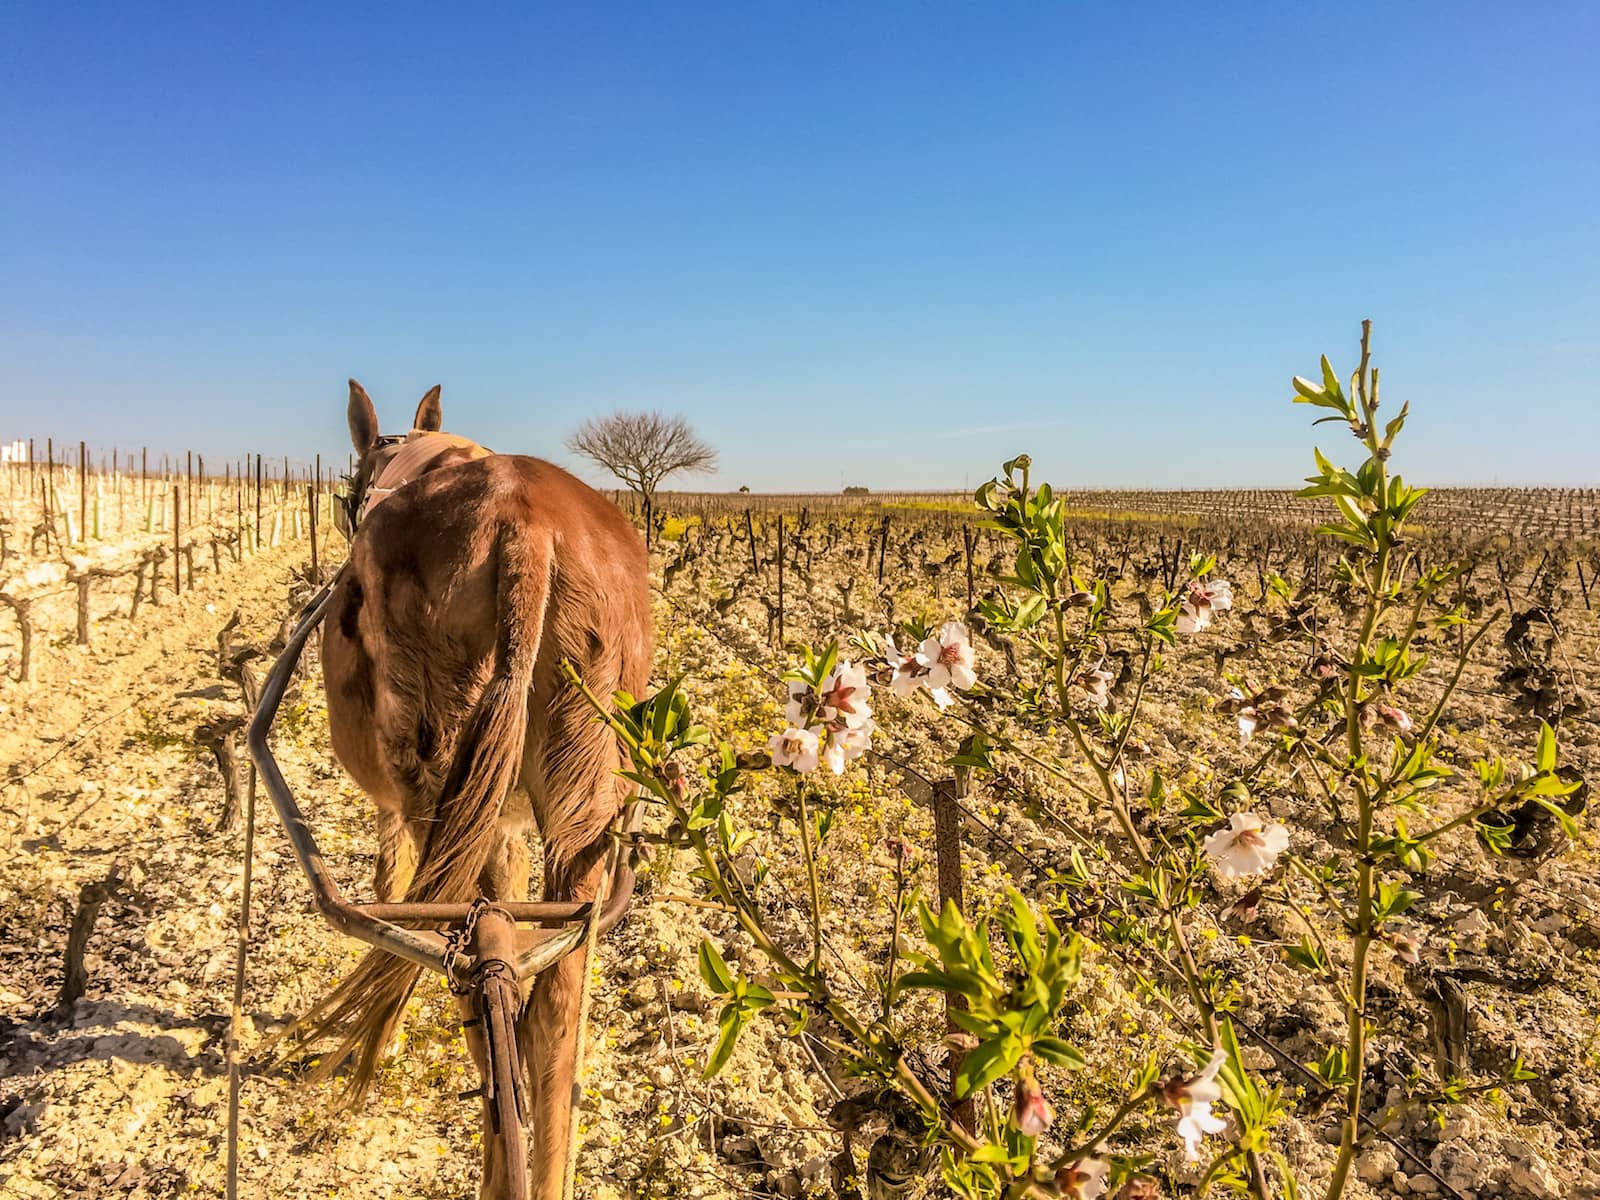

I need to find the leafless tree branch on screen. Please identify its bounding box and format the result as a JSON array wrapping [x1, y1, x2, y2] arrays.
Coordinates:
[[566, 412, 716, 543]]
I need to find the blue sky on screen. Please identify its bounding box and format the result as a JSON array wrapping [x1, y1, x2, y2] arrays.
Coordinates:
[[2, 3, 1596, 490]]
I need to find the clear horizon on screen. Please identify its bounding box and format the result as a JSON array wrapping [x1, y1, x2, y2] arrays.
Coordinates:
[[2, 3, 1596, 492]]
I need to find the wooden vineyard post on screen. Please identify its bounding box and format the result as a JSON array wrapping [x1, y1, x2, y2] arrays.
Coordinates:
[[173, 487, 182, 593], [308, 485, 319, 581], [187, 450, 194, 525], [932, 764, 974, 1132], [877, 515, 890, 584], [78, 441, 87, 545], [963, 523, 974, 613], [776, 514, 785, 648], [75, 571, 92, 646], [744, 508, 758, 574], [255, 455, 263, 550]]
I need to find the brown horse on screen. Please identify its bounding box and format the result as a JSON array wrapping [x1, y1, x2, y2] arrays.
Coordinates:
[[294, 380, 651, 1198]]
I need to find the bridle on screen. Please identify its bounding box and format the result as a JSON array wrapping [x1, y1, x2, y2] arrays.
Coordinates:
[[335, 433, 408, 539]]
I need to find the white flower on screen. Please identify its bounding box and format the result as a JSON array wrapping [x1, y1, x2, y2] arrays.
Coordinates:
[[927, 686, 955, 711], [1079, 665, 1115, 710], [820, 720, 874, 774], [1177, 1098, 1228, 1163], [821, 660, 873, 730], [784, 679, 810, 727], [884, 635, 930, 696], [1202, 812, 1290, 878], [1012, 1072, 1054, 1136], [1176, 579, 1233, 636], [1054, 1157, 1110, 1200], [1386, 927, 1422, 965], [789, 659, 872, 732], [1162, 1048, 1229, 1163], [916, 621, 977, 691], [1237, 710, 1258, 746], [768, 726, 820, 774]]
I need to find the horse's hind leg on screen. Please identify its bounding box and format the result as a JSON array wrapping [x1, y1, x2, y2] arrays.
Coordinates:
[[373, 807, 420, 902]]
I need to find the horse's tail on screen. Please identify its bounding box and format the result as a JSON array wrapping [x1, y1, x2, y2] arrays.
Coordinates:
[[292, 523, 549, 1102]]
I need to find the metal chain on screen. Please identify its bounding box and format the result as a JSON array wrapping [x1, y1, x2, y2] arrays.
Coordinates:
[[441, 896, 494, 994]]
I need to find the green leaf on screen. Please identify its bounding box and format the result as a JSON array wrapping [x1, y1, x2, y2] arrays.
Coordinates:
[[894, 969, 962, 994], [1319, 355, 1344, 401], [1286, 937, 1329, 974], [1535, 721, 1557, 774], [1031, 1036, 1086, 1070], [1013, 593, 1048, 630], [743, 982, 776, 1008], [954, 1034, 1023, 1099], [704, 1005, 743, 1078], [1475, 818, 1514, 856], [698, 939, 734, 995], [1529, 794, 1580, 840], [967, 1144, 1014, 1165]]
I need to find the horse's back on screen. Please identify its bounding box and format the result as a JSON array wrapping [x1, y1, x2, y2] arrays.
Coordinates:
[[321, 452, 650, 806]]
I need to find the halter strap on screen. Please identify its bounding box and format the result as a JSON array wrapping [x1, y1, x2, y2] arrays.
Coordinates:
[[359, 430, 493, 520]]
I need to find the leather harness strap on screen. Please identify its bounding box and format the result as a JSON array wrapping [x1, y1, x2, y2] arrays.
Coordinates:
[[360, 430, 493, 520]]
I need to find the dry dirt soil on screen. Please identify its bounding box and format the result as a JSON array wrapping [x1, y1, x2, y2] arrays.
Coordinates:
[[3, 517, 1600, 1200]]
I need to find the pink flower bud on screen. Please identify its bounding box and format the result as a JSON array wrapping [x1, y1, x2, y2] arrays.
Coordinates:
[[1376, 704, 1413, 734], [1013, 1073, 1054, 1137]]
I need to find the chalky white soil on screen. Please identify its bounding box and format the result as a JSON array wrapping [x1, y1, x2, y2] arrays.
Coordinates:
[[3, 513, 1599, 1200]]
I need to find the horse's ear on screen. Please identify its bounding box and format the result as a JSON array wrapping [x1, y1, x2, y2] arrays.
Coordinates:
[[348, 379, 380, 454], [414, 386, 442, 432]]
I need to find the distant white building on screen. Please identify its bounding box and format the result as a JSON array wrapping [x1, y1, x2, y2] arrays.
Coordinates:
[[0, 439, 28, 464]]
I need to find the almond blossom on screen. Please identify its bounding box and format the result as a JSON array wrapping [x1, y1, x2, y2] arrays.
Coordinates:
[[1202, 812, 1290, 878], [1218, 684, 1298, 746], [1012, 1071, 1054, 1136], [1055, 1157, 1110, 1200], [886, 628, 970, 706], [789, 660, 873, 732], [1079, 664, 1116, 710], [1176, 579, 1233, 635], [1385, 927, 1422, 965], [820, 720, 875, 774], [917, 620, 978, 691], [1224, 688, 1258, 745], [1376, 703, 1413, 735], [884, 635, 931, 696], [768, 726, 820, 774], [1161, 1048, 1229, 1162]]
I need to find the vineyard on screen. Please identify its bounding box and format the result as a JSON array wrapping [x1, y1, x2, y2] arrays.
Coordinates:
[[3, 350, 1600, 1200], [652, 489, 1600, 542]]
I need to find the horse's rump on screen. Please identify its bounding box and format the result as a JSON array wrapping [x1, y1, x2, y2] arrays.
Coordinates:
[[297, 452, 650, 1106]]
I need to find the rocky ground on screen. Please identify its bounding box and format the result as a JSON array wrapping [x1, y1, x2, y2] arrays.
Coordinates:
[[2, 508, 1599, 1200]]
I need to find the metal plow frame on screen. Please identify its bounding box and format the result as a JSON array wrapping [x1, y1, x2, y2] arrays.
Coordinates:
[[245, 580, 637, 986]]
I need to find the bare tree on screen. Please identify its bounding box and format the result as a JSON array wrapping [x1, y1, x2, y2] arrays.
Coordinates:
[[566, 411, 717, 544]]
